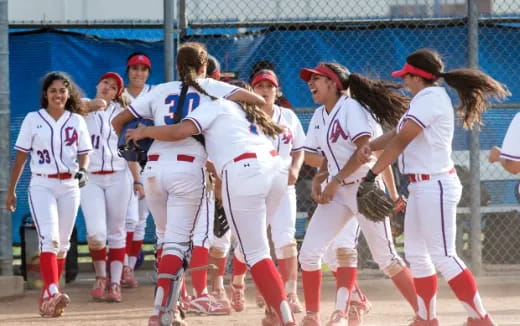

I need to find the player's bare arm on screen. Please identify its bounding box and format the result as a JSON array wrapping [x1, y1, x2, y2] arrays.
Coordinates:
[[112, 109, 136, 135], [128, 161, 145, 199], [288, 150, 304, 185], [125, 119, 198, 143], [311, 157, 329, 204], [227, 88, 266, 106], [5, 151, 29, 212], [488, 146, 520, 174], [356, 129, 397, 164], [304, 151, 324, 168], [370, 120, 422, 175], [377, 155, 400, 202]]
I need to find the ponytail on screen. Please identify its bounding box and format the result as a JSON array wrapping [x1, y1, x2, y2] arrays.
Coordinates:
[[177, 42, 217, 101]]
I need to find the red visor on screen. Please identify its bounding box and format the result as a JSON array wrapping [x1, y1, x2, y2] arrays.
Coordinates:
[[127, 54, 151, 69], [99, 72, 124, 97], [209, 70, 221, 80], [300, 65, 343, 90], [391, 63, 438, 80], [252, 71, 279, 88]]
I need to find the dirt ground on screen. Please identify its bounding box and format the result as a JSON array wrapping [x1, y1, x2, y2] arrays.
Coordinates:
[[1, 272, 519, 326]]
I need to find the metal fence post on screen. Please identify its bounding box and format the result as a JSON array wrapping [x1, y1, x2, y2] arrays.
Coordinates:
[[0, 0, 12, 276], [467, 0, 482, 275], [164, 0, 175, 82]]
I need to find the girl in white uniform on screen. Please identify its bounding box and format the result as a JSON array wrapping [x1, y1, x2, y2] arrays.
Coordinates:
[[121, 52, 154, 288], [126, 91, 297, 326], [488, 112, 520, 174], [359, 49, 509, 326], [6, 72, 91, 317], [229, 70, 306, 313], [112, 42, 266, 325], [81, 72, 135, 303], [298, 63, 417, 326]]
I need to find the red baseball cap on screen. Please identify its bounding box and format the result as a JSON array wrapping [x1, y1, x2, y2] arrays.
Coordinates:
[[300, 64, 344, 90], [127, 54, 152, 69], [391, 63, 438, 80], [99, 72, 124, 97], [252, 70, 279, 88]]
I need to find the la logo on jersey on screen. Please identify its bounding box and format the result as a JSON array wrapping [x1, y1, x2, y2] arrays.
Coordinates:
[[329, 120, 347, 143], [64, 127, 79, 146], [281, 126, 293, 144]]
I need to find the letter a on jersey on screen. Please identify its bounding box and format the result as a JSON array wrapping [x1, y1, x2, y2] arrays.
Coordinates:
[[329, 120, 347, 143]]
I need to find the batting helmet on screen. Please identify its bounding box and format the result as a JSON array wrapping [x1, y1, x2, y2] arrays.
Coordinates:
[[118, 118, 154, 164]]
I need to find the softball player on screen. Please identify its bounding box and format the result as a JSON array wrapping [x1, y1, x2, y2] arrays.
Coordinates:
[[298, 63, 417, 326], [488, 112, 520, 174], [5, 71, 91, 317], [358, 49, 508, 326], [125, 91, 297, 326], [80, 72, 135, 303], [111, 43, 266, 325], [121, 52, 153, 288], [229, 70, 306, 313]]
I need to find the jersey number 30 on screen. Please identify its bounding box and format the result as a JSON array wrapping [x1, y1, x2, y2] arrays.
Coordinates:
[[164, 93, 201, 125]]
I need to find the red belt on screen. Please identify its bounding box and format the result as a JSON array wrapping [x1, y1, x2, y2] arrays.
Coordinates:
[[92, 170, 115, 175], [233, 150, 278, 163], [148, 154, 195, 163], [407, 168, 456, 183], [35, 173, 72, 180]]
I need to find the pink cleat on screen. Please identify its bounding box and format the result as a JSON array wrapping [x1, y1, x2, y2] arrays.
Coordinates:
[[325, 310, 347, 326], [408, 317, 439, 326], [300, 312, 321, 326], [229, 284, 246, 312], [39, 292, 71, 318], [121, 266, 139, 288], [91, 277, 107, 301], [464, 315, 497, 326], [106, 282, 122, 303]]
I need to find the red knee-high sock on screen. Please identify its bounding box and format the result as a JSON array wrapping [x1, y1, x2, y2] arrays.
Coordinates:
[[40, 252, 59, 295], [125, 232, 134, 256], [302, 269, 322, 313], [188, 246, 209, 297], [414, 274, 438, 320], [155, 248, 163, 268], [217, 257, 227, 276], [251, 259, 294, 323], [57, 258, 66, 282], [156, 254, 184, 307], [391, 267, 418, 313], [130, 240, 144, 258], [448, 269, 486, 319], [232, 255, 248, 276], [336, 267, 357, 312], [278, 258, 290, 283]]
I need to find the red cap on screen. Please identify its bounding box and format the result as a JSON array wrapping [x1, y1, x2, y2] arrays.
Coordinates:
[[127, 54, 151, 69], [252, 71, 279, 88], [99, 72, 124, 97], [391, 63, 438, 80], [299, 64, 344, 90]]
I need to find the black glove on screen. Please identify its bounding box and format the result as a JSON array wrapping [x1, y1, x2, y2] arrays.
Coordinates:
[[356, 170, 394, 222], [213, 200, 229, 238], [74, 168, 88, 188]]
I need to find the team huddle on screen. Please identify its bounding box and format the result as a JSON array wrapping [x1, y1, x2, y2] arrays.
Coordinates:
[[5, 42, 519, 326]]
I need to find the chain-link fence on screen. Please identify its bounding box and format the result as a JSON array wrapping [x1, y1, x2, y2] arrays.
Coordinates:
[[6, 0, 520, 274]]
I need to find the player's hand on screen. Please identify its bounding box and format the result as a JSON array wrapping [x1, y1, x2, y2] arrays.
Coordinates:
[[125, 124, 147, 144], [311, 176, 324, 204], [74, 168, 88, 188], [321, 180, 339, 204], [288, 166, 299, 185], [134, 182, 145, 200], [5, 191, 17, 212], [89, 98, 107, 112], [356, 145, 372, 164], [488, 146, 501, 163]]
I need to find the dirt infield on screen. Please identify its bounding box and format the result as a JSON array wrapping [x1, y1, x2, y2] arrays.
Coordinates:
[[1, 273, 519, 326]]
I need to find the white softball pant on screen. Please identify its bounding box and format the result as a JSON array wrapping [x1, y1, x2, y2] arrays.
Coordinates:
[[143, 161, 205, 259], [322, 218, 360, 271], [222, 155, 286, 267], [80, 170, 133, 249], [267, 184, 298, 258], [405, 174, 466, 280], [28, 175, 80, 256]]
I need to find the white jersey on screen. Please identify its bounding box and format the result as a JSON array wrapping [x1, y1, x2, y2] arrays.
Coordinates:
[[397, 86, 455, 174], [500, 112, 520, 161], [123, 84, 154, 103], [14, 109, 92, 174], [304, 96, 382, 183], [128, 78, 239, 163], [271, 105, 306, 170], [84, 101, 127, 172], [185, 98, 275, 174]]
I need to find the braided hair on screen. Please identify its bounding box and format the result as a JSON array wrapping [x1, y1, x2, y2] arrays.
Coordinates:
[[177, 42, 217, 100]]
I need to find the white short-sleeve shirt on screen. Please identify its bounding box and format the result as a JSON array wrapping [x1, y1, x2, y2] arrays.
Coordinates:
[[397, 86, 455, 175], [271, 105, 306, 170], [123, 84, 154, 103], [84, 101, 127, 172], [184, 98, 275, 174], [127, 78, 239, 163], [14, 109, 92, 174], [500, 112, 520, 161], [303, 96, 381, 183]]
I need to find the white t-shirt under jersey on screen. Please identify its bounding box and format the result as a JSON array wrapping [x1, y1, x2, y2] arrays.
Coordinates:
[[397, 86, 455, 175], [304, 95, 381, 184], [128, 78, 239, 164], [123, 84, 153, 103], [184, 98, 276, 174], [14, 109, 92, 174]]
